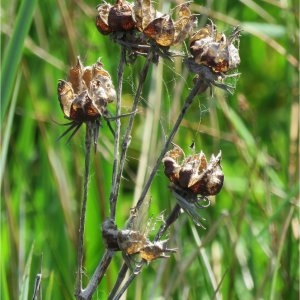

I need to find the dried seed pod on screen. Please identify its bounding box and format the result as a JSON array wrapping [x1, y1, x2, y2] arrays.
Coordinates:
[[57, 57, 115, 122], [143, 14, 175, 47], [163, 144, 224, 196], [134, 1, 197, 47], [96, 0, 136, 35], [57, 57, 116, 143], [140, 240, 177, 262], [101, 214, 176, 262], [117, 229, 148, 255], [190, 23, 241, 73], [108, 0, 136, 31]]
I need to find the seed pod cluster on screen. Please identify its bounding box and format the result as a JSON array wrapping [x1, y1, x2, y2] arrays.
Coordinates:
[[96, 0, 197, 47], [162, 144, 224, 197]]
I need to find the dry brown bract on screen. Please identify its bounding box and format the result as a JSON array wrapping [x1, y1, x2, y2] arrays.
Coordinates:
[[57, 57, 116, 143], [190, 23, 241, 73], [102, 219, 176, 263], [162, 144, 224, 197]]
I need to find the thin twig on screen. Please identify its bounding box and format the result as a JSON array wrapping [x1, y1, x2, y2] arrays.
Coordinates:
[[108, 262, 129, 300], [110, 47, 126, 220], [75, 122, 93, 298], [112, 51, 153, 217]]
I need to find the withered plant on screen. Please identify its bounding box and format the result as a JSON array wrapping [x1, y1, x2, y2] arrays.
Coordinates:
[[55, 1, 241, 299]]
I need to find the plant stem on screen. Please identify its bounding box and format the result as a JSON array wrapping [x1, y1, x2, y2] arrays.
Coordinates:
[[155, 204, 181, 241], [135, 76, 207, 212], [107, 262, 129, 300], [80, 250, 114, 300], [112, 52, 153, 219], [75, 122, 93, 298], [110, 47, 126, 220]]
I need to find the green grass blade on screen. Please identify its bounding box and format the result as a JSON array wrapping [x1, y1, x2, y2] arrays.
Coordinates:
[[19, 244, 34, 300], [0, 0, 37, 121], [0, 73, 20, 184]]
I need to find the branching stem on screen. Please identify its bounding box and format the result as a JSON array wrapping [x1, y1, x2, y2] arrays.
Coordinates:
[[112, 77, 208, 299]]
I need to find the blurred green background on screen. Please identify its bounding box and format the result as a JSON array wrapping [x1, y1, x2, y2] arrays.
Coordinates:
[[1, 0, 299, 299]]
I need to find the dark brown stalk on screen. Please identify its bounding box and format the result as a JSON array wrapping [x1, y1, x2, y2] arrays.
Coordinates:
[[107, 263, 129, 300], [75, 121, 93, 298], [111, 51, 153, 219], [109, 47, 126, 220], [79, 250, 114, 300]]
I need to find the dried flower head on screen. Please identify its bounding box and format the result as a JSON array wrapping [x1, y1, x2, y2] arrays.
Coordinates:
[[57, 57, 116, 144], [190, 23, 241, 73], [102, 219, 176, 264], [162, 144, 224, 227], [163, 144, 224, 197]]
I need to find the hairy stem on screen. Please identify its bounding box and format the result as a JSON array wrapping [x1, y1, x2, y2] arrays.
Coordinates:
[[107, 262, 128, 300], [79, 250, 114, 300], [155, 204, 181, 241], [75, 122, 93, 298], [110, 47, 126, 220], [113, 52, 153, 218]]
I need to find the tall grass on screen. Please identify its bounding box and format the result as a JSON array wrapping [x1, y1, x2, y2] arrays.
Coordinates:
[[1, 0, 299, 299]]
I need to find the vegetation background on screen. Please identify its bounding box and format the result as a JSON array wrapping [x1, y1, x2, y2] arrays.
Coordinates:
[[1, 0, 299, 299]]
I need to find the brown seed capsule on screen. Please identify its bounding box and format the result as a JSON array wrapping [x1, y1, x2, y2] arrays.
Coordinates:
[[163, 144, 224, 197], [57, 57, 116, 123], [96, 0, 136, 34], [108, 0, 136, 31], [134, 1, 197, 47], [140, 240, 176, 262], [57, 58, 116, 144], [117, 230, 147, 255], [190, 23, 241, 73], [143, 14, 175, 47]]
